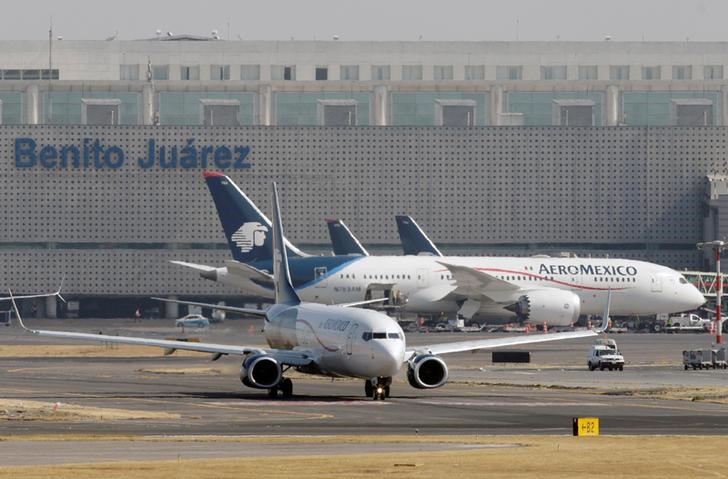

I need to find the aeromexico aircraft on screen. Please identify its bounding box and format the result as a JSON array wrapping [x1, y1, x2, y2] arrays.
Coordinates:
[[175, 172, 706, 327], [9, 184, 603, 400]]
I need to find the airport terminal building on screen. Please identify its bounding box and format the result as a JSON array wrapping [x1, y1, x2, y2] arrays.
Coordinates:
[[2, 37, 728, 317]]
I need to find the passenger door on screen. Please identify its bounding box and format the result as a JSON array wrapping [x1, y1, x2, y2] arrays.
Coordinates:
[[346, 323, 358, 356]]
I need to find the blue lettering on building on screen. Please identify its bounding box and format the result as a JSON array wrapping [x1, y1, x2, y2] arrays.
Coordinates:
[[14, 137, 252, 170]]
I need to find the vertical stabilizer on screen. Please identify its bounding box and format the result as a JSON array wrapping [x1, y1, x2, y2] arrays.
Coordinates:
[[271, 183, 300, 305], [395, 215, 443, 257], [203, 172, 307, 264], [326, 219, 369, 256]]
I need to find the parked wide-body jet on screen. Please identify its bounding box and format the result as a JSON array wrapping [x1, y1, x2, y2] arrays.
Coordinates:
[[176, 173, 705, 327], [10, 184, 602, 400]]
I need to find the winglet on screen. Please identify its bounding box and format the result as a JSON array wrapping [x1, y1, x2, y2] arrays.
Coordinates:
[[55, 277, 66, 303], [7, 290, 32, 333], [271, 183, 300, 306], [597, 288, 612, 333]]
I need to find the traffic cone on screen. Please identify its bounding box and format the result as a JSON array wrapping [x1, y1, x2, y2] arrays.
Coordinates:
[[543, 321, 548, 333]]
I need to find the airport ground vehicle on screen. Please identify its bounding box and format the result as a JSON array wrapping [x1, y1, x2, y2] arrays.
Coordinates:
[[587, 339, 624, 371], [665, 313, 711, 333], [175, 314, 210, 328], [683, 348, 728, 369]]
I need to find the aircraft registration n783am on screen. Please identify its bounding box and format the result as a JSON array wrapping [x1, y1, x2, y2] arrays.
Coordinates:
[[10, 184, 604, 400], [175, 173, 706, 327]]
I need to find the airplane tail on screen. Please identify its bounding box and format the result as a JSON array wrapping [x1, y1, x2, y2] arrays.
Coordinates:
[[204, 172, 307, 264], [395, 215, 443, 257], [271, 183, 300, 306], [326, 219, 369, 256]]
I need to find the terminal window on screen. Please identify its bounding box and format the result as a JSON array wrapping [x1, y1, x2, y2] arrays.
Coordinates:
[[704, 65, 723, 80], [200, 99, 240, 126], [433, 65, 454, 81], [541, 65, 567, 80], [641, 66, 661, 80], [435, 100, 476, 126], [240, 64, 260, 80], [609, 65, 629, 80], [180, 65, 200, 80], [340, 65, 359, 81], [151, 65, 169, 80], [271, 65, 296, 80], [496, 66, 522, 80], [371, 65, 390, 81], [465, 65, 485, 80], [672, 65, 692, 80], [318, 100, 357, 126], [210, 65, 230, 81], [315, 67, 328, 80], [402, 65, 423, 80], [82, 99, 121, 125], [578, 65, 598, 80], [119, 64, 139, 80]]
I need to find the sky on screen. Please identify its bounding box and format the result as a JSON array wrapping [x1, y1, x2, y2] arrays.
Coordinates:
[[2, 0, 727, 42]]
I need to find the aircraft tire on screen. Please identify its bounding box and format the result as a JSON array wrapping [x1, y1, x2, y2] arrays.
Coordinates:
[[384, 385, 390, 398], [281, 378, 293, 399], [268, 387, 278, 398], [365, 380, 373, 398]]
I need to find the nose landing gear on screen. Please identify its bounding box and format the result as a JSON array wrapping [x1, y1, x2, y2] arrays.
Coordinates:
[[365, 377, 391, 400]]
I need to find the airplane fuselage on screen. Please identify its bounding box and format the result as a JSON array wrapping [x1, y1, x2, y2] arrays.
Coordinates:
[[221, 255, 705, 322], [264, 302, 405, 379]]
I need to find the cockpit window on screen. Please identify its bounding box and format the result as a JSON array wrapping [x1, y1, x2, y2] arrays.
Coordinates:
[[679, 277, 688, 284], [388, 333, 401, 339], [362, 332, 372, 341], [372, 332, 387, 339]]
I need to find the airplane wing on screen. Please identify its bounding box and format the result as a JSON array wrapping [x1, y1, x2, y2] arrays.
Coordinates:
[[169, 260, 218, 273], [0, 282, 65, 302], [8, 291, 312, 366], [406, 329, 597, 357], [436, 261, 520, 298], [151, 297, 268, 317], [407, 290, 610, 357], [224, 260, 273, 283]]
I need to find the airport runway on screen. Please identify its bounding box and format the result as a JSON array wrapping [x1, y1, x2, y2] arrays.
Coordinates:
[[1, 319, 727, 443]]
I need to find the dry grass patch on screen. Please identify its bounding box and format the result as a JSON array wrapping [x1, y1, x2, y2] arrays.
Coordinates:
[[139, 367, 224, 375], [607, 386, 728, 404], [0, 399, 180, 421], [0, 435, 726, 478]]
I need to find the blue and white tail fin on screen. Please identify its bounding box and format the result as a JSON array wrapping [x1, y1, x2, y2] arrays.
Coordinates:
[[204, 172, 307, 264], [395, 215, 443, 257], [271, 183, 300, 306], [326, 219, 369, 256]]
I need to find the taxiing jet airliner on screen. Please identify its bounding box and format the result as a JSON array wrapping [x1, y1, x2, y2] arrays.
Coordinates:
[[175, 173, 705, 326], [9, 184, 602, 400]]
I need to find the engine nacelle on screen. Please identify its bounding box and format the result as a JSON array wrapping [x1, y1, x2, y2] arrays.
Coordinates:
[[505, 289, 581, 326], [407, 354, 449, 389], [240, 354, 282, 389]]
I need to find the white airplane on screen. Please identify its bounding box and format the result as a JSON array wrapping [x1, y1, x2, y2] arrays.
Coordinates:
[[9, 184, 603, 400], [175, 173, 706, 326]]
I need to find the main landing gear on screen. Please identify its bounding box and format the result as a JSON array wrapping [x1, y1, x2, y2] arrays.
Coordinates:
[[365, 377, 391, 400], [268, 378, 293, 399]]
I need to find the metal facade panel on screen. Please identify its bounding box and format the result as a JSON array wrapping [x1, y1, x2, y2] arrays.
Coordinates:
[[0, 125, 722, 293]]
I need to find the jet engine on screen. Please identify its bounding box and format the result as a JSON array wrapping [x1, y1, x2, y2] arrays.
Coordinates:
[[505, 289, 581, 326], [407, 354, 448, 389], [239, 354, 282, 389]]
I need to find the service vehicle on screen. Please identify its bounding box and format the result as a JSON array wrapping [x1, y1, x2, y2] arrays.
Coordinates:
[[587, 339, 625, 371], [175, 314, 210, 328], [665, 313, 711, 333]]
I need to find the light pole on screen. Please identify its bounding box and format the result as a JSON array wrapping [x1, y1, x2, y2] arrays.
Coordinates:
[[698, 240, 726, 344]]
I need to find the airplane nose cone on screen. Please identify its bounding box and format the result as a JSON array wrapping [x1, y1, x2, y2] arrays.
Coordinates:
[[691, 287, 707, 309], [373, 342, 405, 377]]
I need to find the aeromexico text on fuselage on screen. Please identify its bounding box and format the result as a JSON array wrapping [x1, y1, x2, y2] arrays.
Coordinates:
[[248, 255, 642, 302]]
